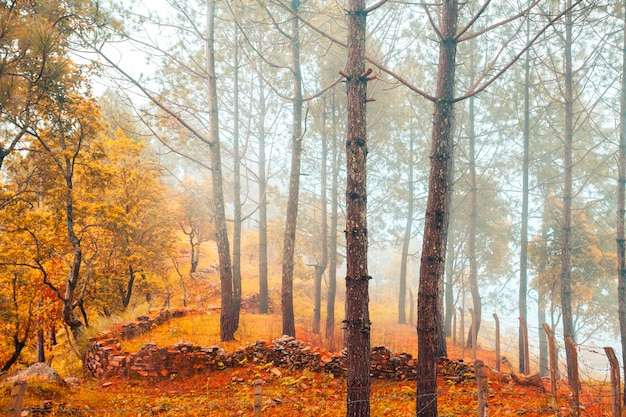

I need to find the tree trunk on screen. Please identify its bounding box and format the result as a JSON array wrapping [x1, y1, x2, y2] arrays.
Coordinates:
[[560, 0, 575, 385], [281, 0, 304, 338], [618, 0, 626, 405], [62, 175, 86, 341], [444, 148, 456, 337], [416, 1, 458, 416], [122, 264, 136, 309], [0, 336, 27, 375], [519, 10, 531, 374], [37, 328, 45, 363], [232, 22, 242, 329], [538, 290, 548, 377], [325, 92, 339, 343], [345, 0, 370, 414], [190, 237, 200, 275], [49, 325, 57, 346], [313, 99, 329, 334], [398, 135, 415, 324], [207, 0, 235, 341], [258, 75, 269, 314], [466, 61, 481, 348]]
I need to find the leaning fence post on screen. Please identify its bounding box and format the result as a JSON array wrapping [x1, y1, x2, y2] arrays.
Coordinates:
[[564, 337, 580, 417], [604, 347, 621, 417], [8, 381, 26, 417], [542, 323, 558, 408], [475, 360, 489, 417], [492, 313, 500, 372], [518, 316, 530, 375], [253, 378, 263, 417]]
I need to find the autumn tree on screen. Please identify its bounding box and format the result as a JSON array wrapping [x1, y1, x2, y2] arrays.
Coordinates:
[[30, 83, 103, 340], [86, 131, 176, 313], [176, 177, 214, 276], [0, 0, 90, 169]]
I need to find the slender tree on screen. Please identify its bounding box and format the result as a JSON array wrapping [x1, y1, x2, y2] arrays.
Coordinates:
[[207, 0, 235, 341], [416, 2, 457, 415], [325, 91, 341, 343], [257, 75, 270, 314], [232, 22, 242, 328], [281, 0, 304, 337], [465, 50, 480, 349], [344, 0, 372, 413], [398, 134, 415, 324], [560, 0, 576, 385], [313, 99, 329, 334], [618, 0, 626, 404], [519, 3, 531, 375]]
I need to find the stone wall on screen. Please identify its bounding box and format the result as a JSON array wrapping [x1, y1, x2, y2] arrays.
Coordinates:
[[85, 310, 473, 381]]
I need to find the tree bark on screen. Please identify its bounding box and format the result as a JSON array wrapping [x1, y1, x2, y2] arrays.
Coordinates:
[[232, 22, 242, 329], [618, 0, 626, 405], [398, 135, 415, 324], [313, 99, 329, 334], [281, 0, 304, 338], [207, 0, 235, 341], [444, 149, 456, 337], [258, 76, 269, 314], [519, 8, 531, 374], [560, 0, 575, 385], [61, 159, 86, 341], [122, 264, 136, 309], [0, 336, 27, 375], [417, 1, 458, 416], [466, 56, 481, 348], [325, 92, 340, 343], [344, 0, 370, 414]]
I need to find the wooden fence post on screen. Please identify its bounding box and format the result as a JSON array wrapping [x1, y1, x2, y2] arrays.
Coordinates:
[[564, 337, 580, 417], [469, 308, 477, 360], [492, 313, 500, 372], [542, 323, 558, 408], [8, 381, 26, 417], [604, 347, 621, 417], [254, 378, 263, 417], [452, 308, 457, 346], [518, 316, 530, 375], [475, 360, 489, 417]]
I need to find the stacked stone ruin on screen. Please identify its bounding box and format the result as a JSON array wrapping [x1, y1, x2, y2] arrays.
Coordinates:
[[84, 310, 473, 381]]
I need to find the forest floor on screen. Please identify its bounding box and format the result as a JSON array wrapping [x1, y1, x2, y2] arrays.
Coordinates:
[[0, 274, 616, 416]]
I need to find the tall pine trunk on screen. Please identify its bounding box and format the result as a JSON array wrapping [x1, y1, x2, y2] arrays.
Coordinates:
[[344, 0, 370, 413], [617, 0, 626, 405], [519, 8, 531, 375], [313, 99, 329, 334], [560, 0, 575, 385], [398, 135, 415, 324], [466, 54, 481, 348], [325, 92, 340, 343], [207, 0, 235, 341], [444, 149, 456, 337], [416, 1, 457, 415], [258, 76, 269, 314], [281, 0, 303, 337], [232, 23, 242, 329]]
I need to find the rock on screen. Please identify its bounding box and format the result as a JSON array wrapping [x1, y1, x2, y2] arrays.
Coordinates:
[[510, 372, 545, 392], [65, 377, 83, 386], [7, 363, 67, 386]]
